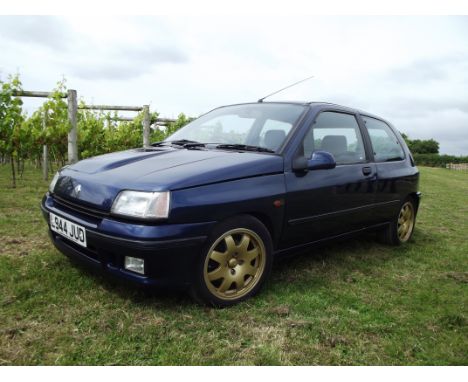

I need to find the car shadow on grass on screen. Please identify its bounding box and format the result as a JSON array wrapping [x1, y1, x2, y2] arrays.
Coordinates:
[[65, 258, 195, 309], [62, 229, 422, 309], [269, 230, 419, 288]]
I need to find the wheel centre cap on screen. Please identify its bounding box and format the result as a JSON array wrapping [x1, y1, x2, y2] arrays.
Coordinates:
[[228, 258, 238, 268]]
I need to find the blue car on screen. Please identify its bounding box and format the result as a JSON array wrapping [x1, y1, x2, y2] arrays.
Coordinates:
[[41, 102, 421, 306]]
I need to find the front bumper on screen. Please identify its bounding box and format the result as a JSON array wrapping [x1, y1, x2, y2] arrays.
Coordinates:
[[41, 194, 214, 288]]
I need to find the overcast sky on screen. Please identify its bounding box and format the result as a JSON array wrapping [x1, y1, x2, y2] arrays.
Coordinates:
[[0, 16, 467, 154]]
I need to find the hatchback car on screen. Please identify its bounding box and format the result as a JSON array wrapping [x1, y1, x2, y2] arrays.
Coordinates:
[[41, 101, 421, 306]]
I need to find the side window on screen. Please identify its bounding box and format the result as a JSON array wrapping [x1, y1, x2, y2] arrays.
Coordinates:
[[362, 116, 405, 162], [302, 112, 366, 164]]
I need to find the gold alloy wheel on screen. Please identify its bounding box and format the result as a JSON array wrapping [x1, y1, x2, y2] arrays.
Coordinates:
[[203, 228, 266, 301], [397, 202, 415, 242]]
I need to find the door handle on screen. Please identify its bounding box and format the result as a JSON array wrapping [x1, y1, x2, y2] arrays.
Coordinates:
[[362, 166, 372, 176]]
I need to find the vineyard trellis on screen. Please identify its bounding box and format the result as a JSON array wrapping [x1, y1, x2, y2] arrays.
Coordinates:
[[14, 91, 169, 168], [1, 75, 186, 187], [13, 89, 76, 180]]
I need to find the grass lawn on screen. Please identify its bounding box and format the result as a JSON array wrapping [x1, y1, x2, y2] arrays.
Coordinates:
[[0, 165, 467, 365]]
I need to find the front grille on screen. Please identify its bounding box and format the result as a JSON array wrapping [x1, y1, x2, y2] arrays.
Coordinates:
[[53, 195, 109, 219]]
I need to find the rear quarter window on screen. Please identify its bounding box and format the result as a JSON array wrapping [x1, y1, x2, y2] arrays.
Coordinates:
[[362, 116, 405, 162]]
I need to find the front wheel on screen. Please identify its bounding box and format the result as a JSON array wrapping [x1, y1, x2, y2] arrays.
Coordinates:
[[378, 197, 417, 245], [191, 215, 273, 307]]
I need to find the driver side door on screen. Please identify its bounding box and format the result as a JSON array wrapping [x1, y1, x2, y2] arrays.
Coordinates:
[[280, 110, 377, 249]]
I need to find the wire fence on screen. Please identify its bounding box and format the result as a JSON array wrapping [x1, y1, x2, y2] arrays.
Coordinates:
[[446, 163, 468, 171]]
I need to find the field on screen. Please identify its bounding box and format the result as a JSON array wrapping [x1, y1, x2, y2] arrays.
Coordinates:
[[0, 165, 467, 365]]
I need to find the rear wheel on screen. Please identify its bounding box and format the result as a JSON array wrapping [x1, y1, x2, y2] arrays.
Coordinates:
[[378, 197, 416, 245], [191, 215, 273, 307]]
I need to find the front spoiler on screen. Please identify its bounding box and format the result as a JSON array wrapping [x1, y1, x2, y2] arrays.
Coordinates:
[[41, 197, 209, 288]]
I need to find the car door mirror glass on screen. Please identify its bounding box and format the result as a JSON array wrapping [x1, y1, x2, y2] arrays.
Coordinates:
[[307, 151, 336, 170], [293, 151, 336, 172]]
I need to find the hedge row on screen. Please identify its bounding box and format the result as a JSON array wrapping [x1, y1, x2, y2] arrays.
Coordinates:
[[413, 153, 468, 167]]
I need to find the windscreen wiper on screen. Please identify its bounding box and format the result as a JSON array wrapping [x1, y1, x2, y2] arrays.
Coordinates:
[[215, 144, 275, 153], [151, 139, 201, 148]]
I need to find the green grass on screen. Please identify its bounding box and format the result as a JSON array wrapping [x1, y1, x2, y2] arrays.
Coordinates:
[[0, 165, 467, 365]]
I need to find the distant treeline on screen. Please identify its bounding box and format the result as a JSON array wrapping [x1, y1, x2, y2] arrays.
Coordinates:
[[413, 153, 468, 168], [400, 133, 468, 167]]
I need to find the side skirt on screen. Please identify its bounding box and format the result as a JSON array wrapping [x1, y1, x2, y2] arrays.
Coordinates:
[[274, 222, 390, 259]]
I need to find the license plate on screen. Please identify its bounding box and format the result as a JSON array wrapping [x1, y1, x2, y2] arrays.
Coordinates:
[[50, 213, 87, 248]]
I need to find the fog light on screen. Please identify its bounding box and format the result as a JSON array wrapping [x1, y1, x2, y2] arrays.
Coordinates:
[[124, 256, 145, 275]]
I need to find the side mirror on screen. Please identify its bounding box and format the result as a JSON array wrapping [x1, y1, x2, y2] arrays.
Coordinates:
[[308, 151, 336, 170], [292, 151, 336, 172]]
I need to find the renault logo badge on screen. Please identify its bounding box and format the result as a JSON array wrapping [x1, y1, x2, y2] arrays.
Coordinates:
[[74, 184, 81, 197]]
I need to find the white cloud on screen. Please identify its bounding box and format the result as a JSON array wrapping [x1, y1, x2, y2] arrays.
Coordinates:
[[0, 15, 467, 154]]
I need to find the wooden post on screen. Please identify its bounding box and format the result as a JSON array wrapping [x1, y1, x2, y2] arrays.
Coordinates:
[[43, 145, 48, 181], [11, 157, 16, 188], [42, 111, 48, 181], [67, 89, 78, 164], [143, 105, 150, 148]]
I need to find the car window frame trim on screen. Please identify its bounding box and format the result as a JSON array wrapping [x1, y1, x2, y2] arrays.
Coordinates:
[[293, 108, 372, 166]]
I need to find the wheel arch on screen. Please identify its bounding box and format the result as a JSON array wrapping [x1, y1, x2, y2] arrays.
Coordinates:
[[408, 191, 422, 214], [246, 211, 276, 245]]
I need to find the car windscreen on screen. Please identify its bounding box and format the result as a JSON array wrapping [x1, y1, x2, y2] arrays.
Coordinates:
[[165, 103, 306, 152]]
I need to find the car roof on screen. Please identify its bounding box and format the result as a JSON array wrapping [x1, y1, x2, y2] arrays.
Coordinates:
[[307, 102, 386, 120], [222, 101, 386, 122]]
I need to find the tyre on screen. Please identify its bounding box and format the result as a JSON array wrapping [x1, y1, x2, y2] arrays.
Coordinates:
[[191, 215, 273, 307], [378, 197, 417, 245]]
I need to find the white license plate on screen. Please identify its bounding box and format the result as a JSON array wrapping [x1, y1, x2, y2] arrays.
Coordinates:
[[50, 212, 87, 248]]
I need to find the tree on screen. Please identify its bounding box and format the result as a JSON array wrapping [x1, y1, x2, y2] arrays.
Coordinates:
[[400, 133, 439, 154], [408, 139, 439, 154]]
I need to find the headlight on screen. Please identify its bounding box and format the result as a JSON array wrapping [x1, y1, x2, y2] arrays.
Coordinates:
[[49, 172, 60, 193], [111, 191, 170, 219]]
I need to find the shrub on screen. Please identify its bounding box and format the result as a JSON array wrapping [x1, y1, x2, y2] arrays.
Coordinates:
[[413, 153, 468, 167]]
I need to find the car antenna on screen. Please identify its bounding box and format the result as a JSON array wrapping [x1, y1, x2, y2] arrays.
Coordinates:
[[257, 75, 315, 103]]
